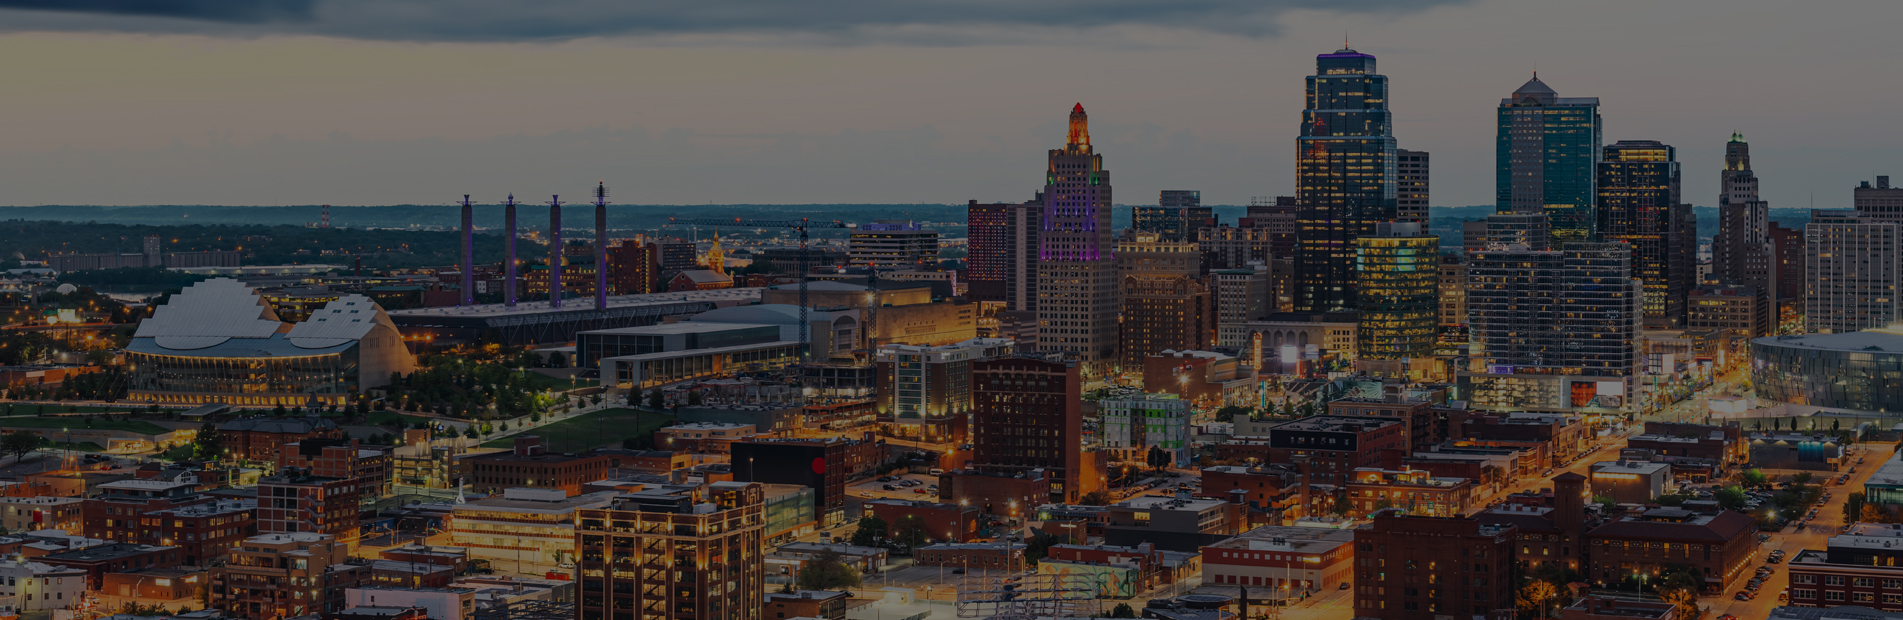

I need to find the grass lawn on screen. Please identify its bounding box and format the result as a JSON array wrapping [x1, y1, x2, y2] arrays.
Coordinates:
[[481, 408, 671, 453], [364, 410, 431, 428], [0, 416, 171, 435], [0, 405, 150, 415], [523, 373, 599, 392], [159, 445, 194, 460]]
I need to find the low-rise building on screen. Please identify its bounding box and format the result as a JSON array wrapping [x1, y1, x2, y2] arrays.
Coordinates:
[[0, 496, 83, 533], [1561, 596, 1679, 620], [1256, 416, 1408, 486], [1589, 460, 1673, 504], [651, 422, 758, 454], [863, 499, 983, 544], [35, 542, 181, 590], [464, 436, 615, 496], [1345, 467, 1474, 518], [1042, 542, 1200, 595], [912, 542, 1025, 571], [449, 488, 615, 575], [1351, 513, 1517, 620], [1103, 495, 1240, 552], [1748, 433, 1845, 472], [766, 542, 888, 581], [1097, 392, 1191, 467], [0, 558, 88, 611], [1786, 523, 1903, 611], [764, 590, 849, 620], [1586, 508, 1760, 594], [342, 587, 476, 620], [211, 533, 366, 619], [1202, 525, 1356, 597]]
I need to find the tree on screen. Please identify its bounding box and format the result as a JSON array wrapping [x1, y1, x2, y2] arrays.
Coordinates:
[[1659, 587, 1699, 620], [1481, 465, 1507, 489], [1848, 493, 1868, 526], [191, 421, 222, 461], [1078, 491, 1111, 506], [1714, 486, 1749, 510], [0, 431, 40, 462], [463, 426, 479, 439], [1109, 603, 1138, 618], [849, 515, 889, 547], [1023, 534, 1058, 568], [498, 421, 509, 432], [548, 352, 567, 368], [892, 515, 930, 550], [1331, 496, 1351, 517], [795, 550, 861, 590], [1591, 494, 1618, 511], [1517, 580, 1559, 619], [647, 389, 665, 410], [1738, 469, 1768, 487], [1213, 406, 1249, 423], [778, 582, 796, 594], [1146, 445, 1170, 473], [687, 391, 704, 406]]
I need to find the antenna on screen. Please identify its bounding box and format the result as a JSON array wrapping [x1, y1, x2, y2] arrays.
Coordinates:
[[321, 204, 330, 228], [593, 181, 609, 311], [548, 194, 565, 308]]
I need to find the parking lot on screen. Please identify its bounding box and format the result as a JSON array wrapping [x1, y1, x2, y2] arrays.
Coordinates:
[[850, 471, 942, 502]]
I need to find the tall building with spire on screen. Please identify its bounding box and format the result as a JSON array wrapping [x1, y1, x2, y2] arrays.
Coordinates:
[[1497, 75, 1602, 244], [1294, 46, 1398, 313], [1714, 134, 1777, 304], [1036, 104, 1119, 376]]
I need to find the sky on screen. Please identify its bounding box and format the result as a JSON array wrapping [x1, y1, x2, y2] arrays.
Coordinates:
[[0, 0, 1896, 210]]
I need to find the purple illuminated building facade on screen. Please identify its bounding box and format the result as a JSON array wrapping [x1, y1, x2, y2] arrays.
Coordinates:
[[1035, 103, 1119, 377]]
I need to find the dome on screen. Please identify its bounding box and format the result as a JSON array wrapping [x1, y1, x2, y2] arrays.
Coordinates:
[[54, 283, 77, 294]]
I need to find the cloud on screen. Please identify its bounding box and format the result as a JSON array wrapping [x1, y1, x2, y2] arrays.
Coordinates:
[[0, 0, 1469, 42]]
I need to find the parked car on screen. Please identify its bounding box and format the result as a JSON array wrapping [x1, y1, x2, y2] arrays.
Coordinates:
[[1340, 582, 1352, 590]]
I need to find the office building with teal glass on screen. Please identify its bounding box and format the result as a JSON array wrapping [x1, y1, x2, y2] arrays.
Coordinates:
[[1497, 75, 1602, 244], [1295, 46, 1398, 313]]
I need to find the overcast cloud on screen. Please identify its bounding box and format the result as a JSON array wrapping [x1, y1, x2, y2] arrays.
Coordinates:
[[0, 0, 1893, 210]]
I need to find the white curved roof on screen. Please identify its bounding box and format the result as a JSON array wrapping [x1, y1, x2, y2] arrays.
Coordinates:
[[134, 278, 285, 350], [286, 294, 398, 348]]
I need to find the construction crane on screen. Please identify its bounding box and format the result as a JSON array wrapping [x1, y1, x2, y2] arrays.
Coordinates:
[[667, 218, 857, 361]]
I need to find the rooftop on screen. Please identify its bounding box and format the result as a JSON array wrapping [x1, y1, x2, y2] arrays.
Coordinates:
[[1591, 460, 1673, 476], [1756, 329, 1903, 353], [1767, 605, 1903, 620], [457, 491, 616, 514], [387, 287, 762, 318], [1588, 509, 1756, 542], [1114, 496, 1227, 513], [579, 322, 776, 337], [40, 542, 173, 562], [1868, 454, 1903, 489], [1270, 415, 1403, 433]]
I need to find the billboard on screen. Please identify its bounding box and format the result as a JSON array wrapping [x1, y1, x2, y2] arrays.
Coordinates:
[[1037, 561, 1139, 598]]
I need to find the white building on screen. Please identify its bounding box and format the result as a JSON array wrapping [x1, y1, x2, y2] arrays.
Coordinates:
[[1097, 393, 1191, 467], [1806, 209, 1899, 334], [0, 559, 87, 612], [449, 488, 616, 575], [343, 587, 476, 620]]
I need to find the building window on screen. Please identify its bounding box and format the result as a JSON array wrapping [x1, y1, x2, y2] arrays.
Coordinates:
[[1796, 574, 1818, 585], [1827, 576, 1847, 586], [1826, 591, 1847, 602], [1856, 578, 1876, 588], [1794, 589, 1815, 600]]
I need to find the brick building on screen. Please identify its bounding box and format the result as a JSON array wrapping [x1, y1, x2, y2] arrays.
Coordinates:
[[1103, 495, 1241, 552], [1630, 421, 1746, 467], [764, 590, 849, 620], [1786, 523, 1903, 610], [1352, 513, 1517, 620], [1688, 284, 1772, 338], [1346, 467, 1475, 518], [1461, 412, 1593, 467], [463, 436, 614, 496], [970, 356, 1102, 504], [1203, 525, 1355, 596], [258, 468, 361, 549], [278, 438, 393, 508], [1260, 416, 1408, 486], [912, 542, 1026, 571], [211, 532, 364, 620], [1198, 464, 1314, 522], [37, 542, 183, 590], [936, 470, 1051, 521], [864, 499, 983, 543], [1328, 397, 1468, 454], [1586, 507, 1760, 594], [0, 496, 83, 533], [82, 479, 213, 542], [652, 422, 758, 454], [1045, 542, 1200, 592], [1476, 472, 1590, 573], [217, 416, 346, 463], [574, 483, 765, 620]]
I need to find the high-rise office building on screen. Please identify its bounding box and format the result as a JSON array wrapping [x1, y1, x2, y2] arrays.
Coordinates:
[[1769, 221, 1805, 326], [1295, 46, 1398, 313], [1214, 262, 1272, 326], [1355, 223, 1440, 359], [575, 482, 765, 620], [1467, 242, 1642, 383], [1036, 104, 1120, 375], [849, 220, 939, 268], [1116, 232, 1212, 370], [1713, 134, 1777, 309], [1496, 75, 1602, 244], [1397, 150, 1430, 224], [1135, 191, 1212, 242], [1480, 212, 1552, 251], [1597, 140, 1694, 328], [1236, 196, 1300, 259], [966, 199, 1043, 312], [1856, 175, 1903, 222], [1438, 255, 1467, 327], [970, 356, 1099, 504], [1805, 209, 1899, 334]]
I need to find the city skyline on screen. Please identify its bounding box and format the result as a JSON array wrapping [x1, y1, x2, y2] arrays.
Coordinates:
[[0, 1, 1890, 209]]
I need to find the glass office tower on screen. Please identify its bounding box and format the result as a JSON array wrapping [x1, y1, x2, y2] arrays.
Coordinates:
[[1355, 223, 1440, 359], [1497, 75, 1602, 244], [1295, 46, 1398, 313], [1597, 140, 1693, 328]]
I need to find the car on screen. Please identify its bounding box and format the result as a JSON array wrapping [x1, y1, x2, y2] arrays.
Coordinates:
[[914, 488, 928, 494], [1340, 582, 1352, 590], [1767, 556, 1782, 564], [1734, 593, 1751, 601], [884, 484, 897, 491]]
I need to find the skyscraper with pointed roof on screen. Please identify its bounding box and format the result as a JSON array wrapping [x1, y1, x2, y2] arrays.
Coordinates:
[[1036, 103, 1119, 376], [1294, 46, 1398, 313], [1714, 133, 1776, 306], [1497, 74, 1602, 244]]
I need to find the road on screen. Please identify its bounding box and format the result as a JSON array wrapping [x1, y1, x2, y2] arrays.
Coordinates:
[[1707, 442, 1889, 619]]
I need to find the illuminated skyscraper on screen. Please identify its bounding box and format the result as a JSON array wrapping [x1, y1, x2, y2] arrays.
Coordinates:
[[1036, 103, 1120, 376], [1497, 75, 1602, 244], [1355, 223, 1440, 359], [1597, 140, 1694, 328], [1295, 46, 1398, 313], [1714, 134, 1776, 305]]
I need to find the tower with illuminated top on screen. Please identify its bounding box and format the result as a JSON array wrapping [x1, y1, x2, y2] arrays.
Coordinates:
[[1294, 46, 1398, 313], [1035, 103, 1119, 377]]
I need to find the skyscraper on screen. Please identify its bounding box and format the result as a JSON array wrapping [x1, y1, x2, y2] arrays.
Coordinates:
[[1597, 140, 1694, 328], [966, 199, 1042, 312], [1464, 243, 1642, 411], [1805, 209, 1899, 334], [1855, 175, 1902, 222], [1134, 190, 1211, 242], [1713, 134, 1777, 307], [1497, 75, 1602, 244], [1037, 104, 1120, 375], [1295, 46, 1397, 313], [1116, 232, 1212, 370], [1355, 223, 1440, 359], [575, 482, 765, 620], [1396, 149, 1430, 225], [970, 356, 1099, 504]]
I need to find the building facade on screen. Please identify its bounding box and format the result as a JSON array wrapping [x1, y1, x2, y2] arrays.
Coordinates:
[[1397, 149, 1430, 225], [970, 356, 1098, 504], [1295, 46, 1397, 313], [1355, 223, 1440, 359], [574, 483, 765, 620], [965, 200, 1042, 312], [1597, 140, 1694, 328], [1097, 393, 1190, 467], [1806, 209, 1899, 334], [1463, 243, 1643, 412], [874, 338, 1016, 439], [1117, 233, 1213, 370], [1352, 514, 1517, 620], [1497, 75, 1601, 244], [1688, 284, 1772, 338], [1135, 190, 1213, 242], [848, 221, 939, 268], [1035, 104, 1120, 376], [1713, 134, 1778, 310]]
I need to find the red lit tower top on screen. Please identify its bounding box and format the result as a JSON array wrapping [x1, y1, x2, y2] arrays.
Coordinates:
[[1066, 103, 1090, 153]]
